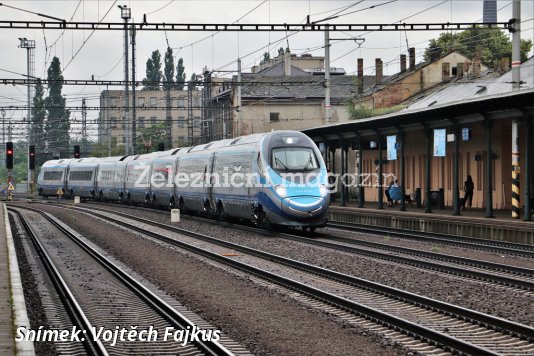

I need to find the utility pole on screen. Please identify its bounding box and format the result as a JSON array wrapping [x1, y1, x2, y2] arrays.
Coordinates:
[[324, 26, 331, 123], [511, 0, 521, 218], [119, 5, 131, 155], [18, 37, 34, 191], [187, 80, 194, 145], [81, 98, 87, 155], [237, 58, 242, 136], [131, 26, 137, 155]]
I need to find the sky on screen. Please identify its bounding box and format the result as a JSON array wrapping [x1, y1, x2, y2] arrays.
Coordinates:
[[0, 0, 533, 142]]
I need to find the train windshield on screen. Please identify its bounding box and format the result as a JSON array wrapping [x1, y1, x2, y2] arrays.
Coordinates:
[[271, 147, 319, 172]]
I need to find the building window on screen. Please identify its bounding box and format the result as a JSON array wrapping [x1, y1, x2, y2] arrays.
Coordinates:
[[451, 67, 457, 76], [193, 116, 201, 128], [270, 112, 280, 122], [150, 116, 157, 126], [138, 117, 145, 129], [193, 97, 201, 107], [177, 97, 185, 108], [138, 97, 145, 107], [178, 116, 185, 128], [110, 117, 117, 128], [150, 97, 157, 107], [110, 97, 117, 108], [122, 136, 126, 144]]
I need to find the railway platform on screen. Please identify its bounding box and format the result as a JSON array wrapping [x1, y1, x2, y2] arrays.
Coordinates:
[[0, 204, 34, 356], [329, 202, 534, 245]]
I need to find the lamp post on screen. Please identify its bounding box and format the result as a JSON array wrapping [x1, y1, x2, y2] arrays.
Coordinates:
[[18, 37, 35, 191], [118, 5, 131, 155]]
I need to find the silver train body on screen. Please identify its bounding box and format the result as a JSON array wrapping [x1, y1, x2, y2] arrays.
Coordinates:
[[38, 131, 330, 228]]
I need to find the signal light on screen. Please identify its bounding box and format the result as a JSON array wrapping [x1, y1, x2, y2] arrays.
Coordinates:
[[74, 145, 80, 159], [29, 145, 35, 170], [6, 142, 13, 169]]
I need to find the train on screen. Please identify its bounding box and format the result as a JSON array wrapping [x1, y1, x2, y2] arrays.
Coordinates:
[[37, 131, 330, 231]]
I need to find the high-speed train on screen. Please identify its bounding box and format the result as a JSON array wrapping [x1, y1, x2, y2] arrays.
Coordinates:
[[37, 131, 330, 230]]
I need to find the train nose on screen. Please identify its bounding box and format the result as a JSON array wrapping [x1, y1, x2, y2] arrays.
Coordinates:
[[281, 196, 326, 218]]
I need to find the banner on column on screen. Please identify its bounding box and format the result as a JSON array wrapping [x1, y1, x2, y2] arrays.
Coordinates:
[[387, 135, 397, 160], [433, 129, 446, 157]]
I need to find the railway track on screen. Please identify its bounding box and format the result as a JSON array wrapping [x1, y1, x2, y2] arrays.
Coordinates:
[[55, 201, 534, 293], [27, 202, 534, 355], [9, 206, 235, 356], [328, 221, 534, 259]]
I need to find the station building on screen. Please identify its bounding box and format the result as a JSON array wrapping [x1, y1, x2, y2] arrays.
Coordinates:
[[303, 57, 534, 218]]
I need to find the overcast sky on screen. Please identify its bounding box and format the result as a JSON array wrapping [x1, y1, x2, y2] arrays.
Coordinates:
[[0, 0, 533, 141]]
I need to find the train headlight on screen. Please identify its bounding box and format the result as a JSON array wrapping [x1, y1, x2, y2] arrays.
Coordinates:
[[274, 185, 287, 198], [319, 184, 328, 197]]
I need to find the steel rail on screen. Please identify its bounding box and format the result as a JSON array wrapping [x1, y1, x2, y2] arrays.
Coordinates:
[[43, 203, 534, 349], [63, 203, 534, 292], [9, 208, 109, 356], [10, 205, 234, 356], [328, 221, 534, 258]]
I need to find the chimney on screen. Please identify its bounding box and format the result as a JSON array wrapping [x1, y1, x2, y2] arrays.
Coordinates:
[[284, 50, 291, 76], [409, 47, 416, 71], [400, 54, 407, 73], [357, 58, 364, 94], [375, 58, 383, 83], [457, 62, 464, 79]]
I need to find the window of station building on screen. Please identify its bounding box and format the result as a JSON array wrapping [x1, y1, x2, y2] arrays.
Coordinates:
[[193, 116, 201, 128], [138, 117, 145, 129], [178, 116, 185, 128], [110, 117, 118, 128], [177, 97, 186, 108], [193, 96, 201, 107], [150, 116, 157, 126], [150, 97, 157, 107], [110, 97, 117, 108], [270, 112, 280, 122], [138, 97, 145, 107]]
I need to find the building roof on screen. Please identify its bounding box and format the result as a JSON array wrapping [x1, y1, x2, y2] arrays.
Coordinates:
[[405, 56, 533, 111]]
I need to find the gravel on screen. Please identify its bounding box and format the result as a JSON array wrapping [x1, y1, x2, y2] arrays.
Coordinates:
[[33, 202, 404, 356], [77, 202, 534, 327]]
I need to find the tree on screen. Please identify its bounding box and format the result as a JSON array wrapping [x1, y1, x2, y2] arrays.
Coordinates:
[[424, 26, 533, 66], [31, 78, 46, 165], [163, 47, 174, 149], [260, 51, 270, 64], [135, 122, 168, 153], [163, 47, 175, 90], [44, 57, 70, 158], [189, 73, 198, 90], [175, 57, 186, 90], [142, 50, 162, 90]]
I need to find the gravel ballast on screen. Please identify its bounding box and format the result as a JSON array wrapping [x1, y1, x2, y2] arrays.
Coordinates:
[[31, 203, 404, 356], [76, 202, 534, 327]]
